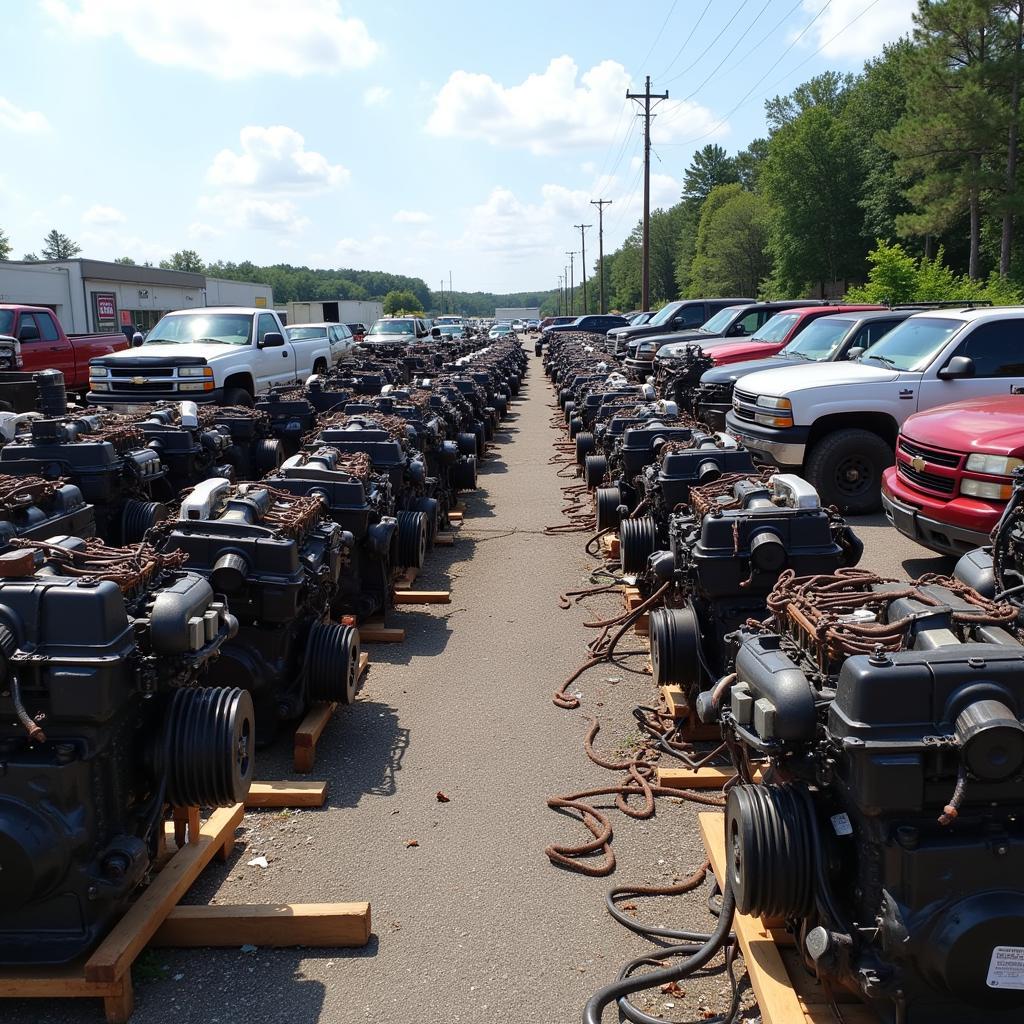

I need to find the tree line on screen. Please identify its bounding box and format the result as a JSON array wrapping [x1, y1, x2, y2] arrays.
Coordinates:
[[566, 1, 1024, 315]]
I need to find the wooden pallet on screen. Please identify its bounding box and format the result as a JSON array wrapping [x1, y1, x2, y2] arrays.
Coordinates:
[[293, 651, 370, 773], [622, 586, 649, 635], [0, 805, 370, 1022], [699, 813, 876, 1024]]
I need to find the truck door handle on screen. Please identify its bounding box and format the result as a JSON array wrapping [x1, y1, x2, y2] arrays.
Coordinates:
[[282, 351, 289, 358], [49, 345, 62, 351]]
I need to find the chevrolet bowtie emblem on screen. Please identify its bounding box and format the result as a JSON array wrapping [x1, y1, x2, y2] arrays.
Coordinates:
[[910, 455, 926, 473], [133, 376, 145, 385]]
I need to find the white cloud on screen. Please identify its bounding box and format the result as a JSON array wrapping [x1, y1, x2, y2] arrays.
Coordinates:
[[335, 235, 393, 267], [426, 57, 724, 155], [187, 222, 224, 242], [392, 210, 432, 224], [0, 97, 50, 134], [207, 126, 349, 192], [800, 0, 916, 60], [199, 195, 310, 235], [363, 85, 391, 106], [82, 203, 126, 226], [42, 0, 379, 79]]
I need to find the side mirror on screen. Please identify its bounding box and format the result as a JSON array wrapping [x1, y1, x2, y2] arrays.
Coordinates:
[[847, 347, 865, 361], [729, 324, 747, 336], [938, 355, 975, 380], [132, 332, 145, 348], [17, 325, 39, 343], [431, 326, 442, 338], [259, 331, 285, 348]]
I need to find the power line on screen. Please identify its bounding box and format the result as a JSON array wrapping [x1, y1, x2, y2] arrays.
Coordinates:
[[662, 0, 752, 86], [591, 199, 613, 314], [637, 0, 680, 73], [655, 0, 714, 80]]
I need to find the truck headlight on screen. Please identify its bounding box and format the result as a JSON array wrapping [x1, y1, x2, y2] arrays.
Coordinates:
[[179, 366, 212, 378], [90, 366, 110, 378], [179, 381, 214, 392], [756, 396, 792, 411], [965, 454, 1023, 475], [961, 478, 1014, 500]]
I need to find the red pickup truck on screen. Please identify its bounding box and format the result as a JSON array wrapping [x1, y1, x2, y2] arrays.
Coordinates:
[[882, 394, 1024, 557], [0, 305, 127, 393]]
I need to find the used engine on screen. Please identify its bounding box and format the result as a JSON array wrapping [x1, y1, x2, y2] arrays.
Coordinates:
[[714, 568, 1024, 1023], [0, 537, 251, 964], [156, 478, 358, 741]]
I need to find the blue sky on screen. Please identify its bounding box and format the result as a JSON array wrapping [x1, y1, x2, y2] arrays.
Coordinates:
[[0, 0, 916, 293]]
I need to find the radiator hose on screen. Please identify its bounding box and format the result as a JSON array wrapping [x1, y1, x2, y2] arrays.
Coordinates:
[[582, 880, 736, 1024]]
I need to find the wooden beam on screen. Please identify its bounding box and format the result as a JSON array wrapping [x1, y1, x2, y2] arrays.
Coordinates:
[[448, 511, 464, 522], [434, 532, 455, 546], [294, 703, 337, 774], [658, 766, 738, 790], [245, 780, 327, 808], [150, 902, 371, 949], [393, 590, 450, 605], [359, 625, 406, 643], [84, 804, 243, 983]]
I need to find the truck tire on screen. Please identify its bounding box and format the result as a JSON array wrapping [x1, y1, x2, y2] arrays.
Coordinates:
[[805, 429, 893, 514], [223, 387, 254, 408]]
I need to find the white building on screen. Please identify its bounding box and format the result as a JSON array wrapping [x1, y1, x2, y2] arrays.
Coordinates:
[[0, 259, 273, 334]]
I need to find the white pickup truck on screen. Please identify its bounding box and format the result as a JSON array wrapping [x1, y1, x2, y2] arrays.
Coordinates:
[[87, 307, 333, 407], [724, 306, 1024, 512]]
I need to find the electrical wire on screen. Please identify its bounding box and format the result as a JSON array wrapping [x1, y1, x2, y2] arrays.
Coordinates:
[[662, 0, 754, 87], [637, 0, 681, 74], [655, 0, 715, 81]]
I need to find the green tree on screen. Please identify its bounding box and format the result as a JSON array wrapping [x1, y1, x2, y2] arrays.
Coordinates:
[[113, 256, 137, 265], [40, 229, 81, 260], [160, 250, 205, 272], [686, 183, 744, 296], [22, 253, 38, 262], [682, 144, 738, 208], [0, 228, 10, 261], [886, 1, 1005, 279], [734, 138, 769, 191], [690, 190, 772, 297], [610, 227, 642, 310], [382, 289, 422, 315], [761, 72, 867, 293]]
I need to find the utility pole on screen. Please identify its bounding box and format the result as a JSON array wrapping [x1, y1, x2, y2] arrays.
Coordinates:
[[590, 199, 612, 313], [557, 275, 563, 315], [574, 224, 591, 313], [627, 75, 668, 311], [449, 270, 453, 312], [439, 279, 444, 314], [566, 252, 576, 316], [564, 265, 569, 315]]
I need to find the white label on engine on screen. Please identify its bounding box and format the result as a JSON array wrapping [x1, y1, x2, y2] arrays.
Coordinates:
[[987, 946, 1024, 989], [830, 812, 853, 836]]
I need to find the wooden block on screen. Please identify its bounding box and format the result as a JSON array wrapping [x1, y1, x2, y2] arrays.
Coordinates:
[[661, 685, 689, 719], [435, 531, 455, 546], [294, 702, 337, 774], [171, 806, 201, 847], [600, 534, 620, 559], [150, 902, 371, 949], [84, 804, 244, 983], [393, 590, 450, 605], [699, 813, 877, 1024], [448, 511, 464, 523], [0, 965, 126, 999], [358, 650, 369, 675], [658, 765, 738, 790], [359, 626, 406, 643], [393, 565, 419, 590], [245, 780, 328, 808], [103, 977, 134, 1024]]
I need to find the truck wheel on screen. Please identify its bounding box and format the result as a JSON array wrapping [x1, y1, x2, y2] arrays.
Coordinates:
[[313, 359, 328, 376], [223, 387, 253, 408], [805, 429, 893, 514]]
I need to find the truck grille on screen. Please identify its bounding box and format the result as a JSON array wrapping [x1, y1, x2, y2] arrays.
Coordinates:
[[897, 461, 956, 495], [895, 435, 962, 497], [109, 381, 176, 393], [109, 366, 175, 378], [731, 388, 758, 422]]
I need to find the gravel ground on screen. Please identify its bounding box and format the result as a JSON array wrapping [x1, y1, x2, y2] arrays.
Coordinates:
[[7, 346, 955, 1024]]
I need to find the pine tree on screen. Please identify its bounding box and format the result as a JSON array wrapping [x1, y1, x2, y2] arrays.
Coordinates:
[[40, 229, 81, 260]]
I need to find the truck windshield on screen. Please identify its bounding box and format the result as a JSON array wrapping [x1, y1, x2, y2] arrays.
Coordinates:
[[859, 317, 963, 371], [648, 302, 682, 327], [0, 312, 13, 336], [751, 312, 800, 343], [368, 321, 415, 335], [145, 313, 252, 346], [700, 306, 744, 334], [781, 318, 854, 361]]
